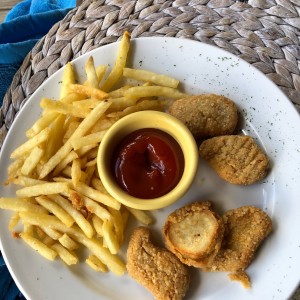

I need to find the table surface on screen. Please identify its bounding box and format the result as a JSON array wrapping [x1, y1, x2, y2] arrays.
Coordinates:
[[0, 1, 299, 299], [0, 0, 20, 22]]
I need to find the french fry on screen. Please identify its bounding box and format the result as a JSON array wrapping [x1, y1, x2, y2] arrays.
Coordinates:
[[68, 84, 108, 100], [23, 222, 34, 234], [51, 243, 78, 265], [84, 56, 99, 88], [59, 233, 79, 250], [91, 215, 104, 236], [100, 31, 131, 92], [89, 117, 114, 133], [96, 65, 107, 82], [53, 151, 78, 176], [6, 159, 24, 182], [40, 98, 91, 118], [108, 207, 125, 243], [16, 182, 70, 198], [70, 130, 107, 150], [71, 158, 81, 187], [47, 194, 94, 238], [0, 198, 47, 214], [123, 68, 179, 88], [40, 141, 73, 178], [20, 232, 57, 261], [80, 194, 111, 221], [85, 148, 98, 161], [35, 196, 74, 227], [86, 254, 108, 272], [72, 181, 121, 210], [124, 85, 186, 101], [8, 212, 20, 231], [85, 157, 97, 167], [62, 165, 87, 183], [84, 165, 96, 185], [42, 235, 56, 247], [21, 146, 44, 176], [63, 120, 80, 140], [107, 97, 137, 112], [75, 144, 98, 158], [11, 176, 46, 187], [72, 98, 100, 109], [91, 178, 109, 194], [106, 99, 166, 119], [41, 227, 62, 240], [35, 226, 47, 240], [126, 207, 154, 225], [60, 62, 76, 99], [108, 85, 133, 98], [102, 219, 119, 254], [11, 127, 50, 159], [26, 112, 57, 138], [60, 92, 86, 104], [42, 114, 66, 162]]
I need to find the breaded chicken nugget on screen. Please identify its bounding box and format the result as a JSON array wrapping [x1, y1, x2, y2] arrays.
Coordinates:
[[204, 206, 272, 273], [199, 135, 269, 185], [228, 271, 251, 289], [168, 94, 238, 139], [163, 202, 224, 268], [127, 227, 190, 300]]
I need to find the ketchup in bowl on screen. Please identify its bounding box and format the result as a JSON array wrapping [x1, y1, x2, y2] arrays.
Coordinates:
[[111, 128, 184, 199]]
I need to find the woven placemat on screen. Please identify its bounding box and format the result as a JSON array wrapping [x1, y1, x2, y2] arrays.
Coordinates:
[[0, 0, 299, 298]]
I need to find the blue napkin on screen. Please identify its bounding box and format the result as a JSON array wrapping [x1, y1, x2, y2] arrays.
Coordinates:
[[0, 254, 25, 300], [0, 2, 76, 298], [0, 0, 76, 106]]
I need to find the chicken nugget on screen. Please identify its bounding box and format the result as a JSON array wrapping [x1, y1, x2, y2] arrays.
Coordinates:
[[228, 271, 251, 289], [168, 94, 238, 139], [127, 227, 190, 300], [204, 206, 272, 273], [199, 135, 269, 185], [163, 202, 224, 268]]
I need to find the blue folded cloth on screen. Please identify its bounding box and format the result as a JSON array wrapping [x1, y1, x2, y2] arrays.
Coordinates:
[[0, 254, 24, 300], [0, 0, 76, 106], [0, 2, 76, 298]]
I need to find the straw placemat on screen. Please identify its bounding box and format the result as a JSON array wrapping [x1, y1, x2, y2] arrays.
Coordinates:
[[0, 0, 299, 297]]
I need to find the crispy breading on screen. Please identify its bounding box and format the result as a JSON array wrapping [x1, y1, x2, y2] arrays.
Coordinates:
[[204, 206, 272, 273], [127, 227, 190, 300], [199, 135, 269, 185], [168, 94, 238, 139], [228, 271, 251, 289], [163, 202, 224, 268]]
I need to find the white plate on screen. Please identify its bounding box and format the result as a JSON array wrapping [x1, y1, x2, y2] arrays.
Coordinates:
[[1, 37, 300, 300]]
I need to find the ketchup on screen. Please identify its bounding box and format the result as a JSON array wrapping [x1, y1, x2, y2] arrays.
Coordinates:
[[111, 128, 184, 199]]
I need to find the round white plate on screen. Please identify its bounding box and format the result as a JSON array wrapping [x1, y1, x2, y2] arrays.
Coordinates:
[[1, 37, 300, 300]]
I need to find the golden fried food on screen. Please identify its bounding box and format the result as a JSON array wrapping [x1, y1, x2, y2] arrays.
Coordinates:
[[168, 94, 238, 139], [199, 135, 269, 185], [163, 202, 224, 268], [228, 271, 251, 289], [127, 227, 190, 300], [204, 206, 272, 273]]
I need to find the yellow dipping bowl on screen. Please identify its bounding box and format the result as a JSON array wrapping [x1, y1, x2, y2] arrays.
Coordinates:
[[97, 110, 198, 210]]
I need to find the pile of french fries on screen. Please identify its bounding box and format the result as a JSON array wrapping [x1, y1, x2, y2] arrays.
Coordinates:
[[0, 32, 186, 275]]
